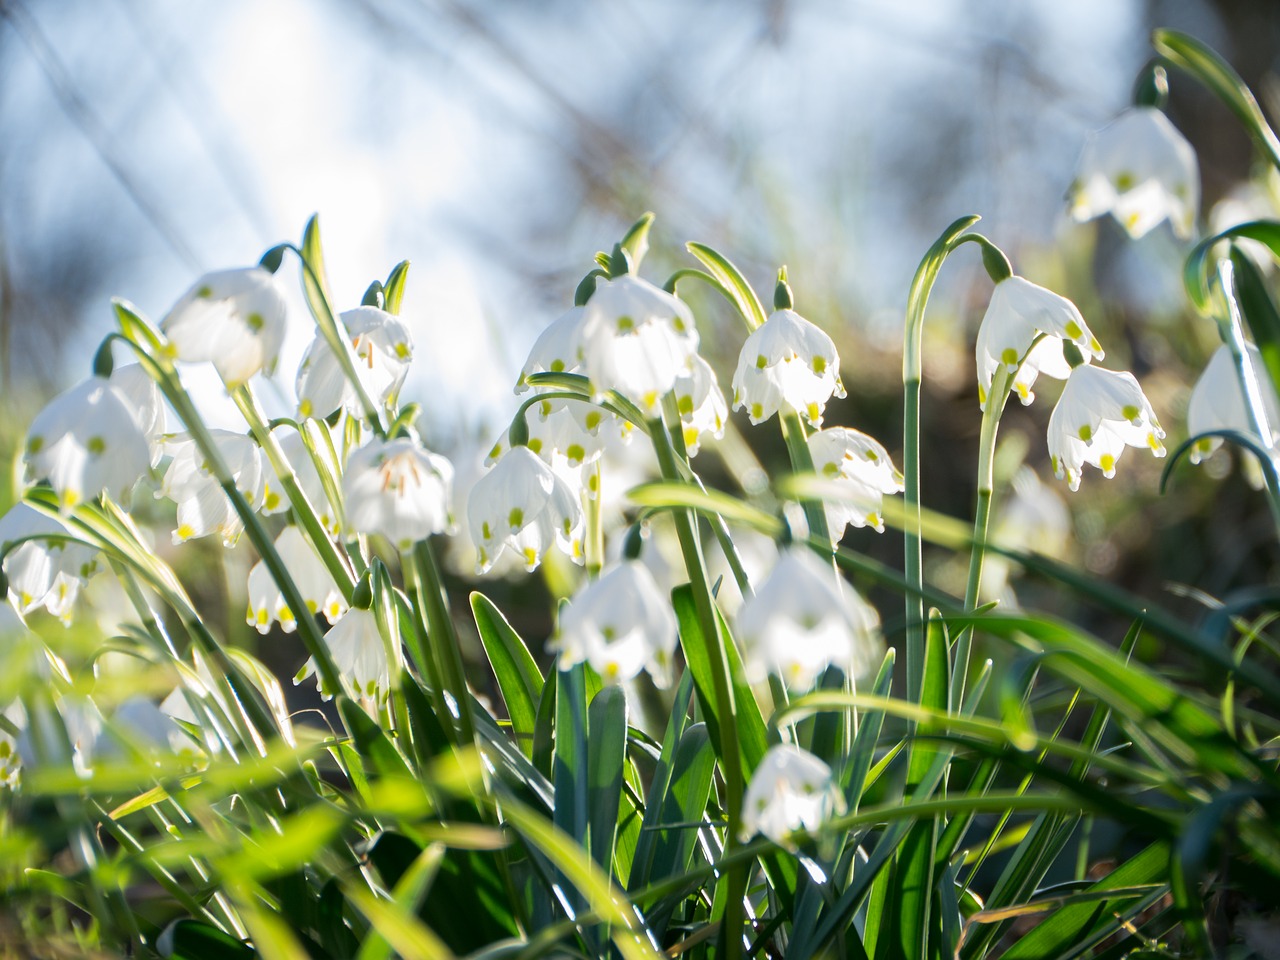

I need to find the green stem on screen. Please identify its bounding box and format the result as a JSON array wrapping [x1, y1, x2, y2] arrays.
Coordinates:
[[651, 398, 746, 960], [406, 541, 475, 745], [779, 410, 830, 549]]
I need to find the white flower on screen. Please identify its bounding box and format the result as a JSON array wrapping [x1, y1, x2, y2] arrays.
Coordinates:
[[806, 427, 904, 537], [1047, 365, 1166, 491], [1187, 343, 1280, 469], [159, 432, 266, 545], [107, 364, 166, 464], [740, 744, 845, 847], [161, 267, 288, 387], [264, 427, 341, 533], [578, 275, 699, 416], [246, 526, 346, 634], [516, 305, 587, 391], [674, 354, 728, 456], [296, 306, 414, 419], [25, 376, 154, 511], [468, 445, 584, 573], [342, 437, 453, 551], [975, 277, 1104, 407], [732, 309, 845, 427], [0, 504, 99, 622], [295, 607, 389, 703], [552, 561, 677, 687], [737, 547, 881, 689], [1068, 107, 1199, 240]]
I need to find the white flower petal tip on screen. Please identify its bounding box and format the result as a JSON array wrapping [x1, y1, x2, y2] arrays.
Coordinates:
[[806, 427, 902, 541], [674, 354, 728, 456], [160, 431, 266, 545], [296, 607, 390, 705], [25, 376, 154, 512], [740, 745, 845, 847], [975, 277, 1104, 408], [468, 446, 584, 574], [1187, 343, 1280, 470], [517, 306, 587, 393], [552, 561, 676, 687], [0, 504, 100, 622], [246, 526, 346, 635], [1047, 365, 1166, 492], [343, 438, 454, 551], [296, 305, 414, 420], [736, 547, 882, 689], [578, 274, 699, 416], [732, 309, 844, 427], [161, 267, 288, 386], [1068, 107, 1199, 240]]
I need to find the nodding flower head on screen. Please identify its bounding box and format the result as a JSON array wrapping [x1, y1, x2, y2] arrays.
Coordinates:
[[342, 437, 454, 551]]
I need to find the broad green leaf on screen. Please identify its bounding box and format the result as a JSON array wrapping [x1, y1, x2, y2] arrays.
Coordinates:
[[628, 669, 694, 889], [383, 260, 411, 315], [587, 686, 627, 872], [685, 242, 767, 330], [647, 724, 716, 896], [532, 668, 557, 780], [471, 592, 544, 758], [337, 696, 415, 784], [553, 664, 589, 922]]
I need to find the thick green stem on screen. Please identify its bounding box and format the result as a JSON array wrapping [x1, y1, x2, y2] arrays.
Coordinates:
[[406, 541, 475, 745]]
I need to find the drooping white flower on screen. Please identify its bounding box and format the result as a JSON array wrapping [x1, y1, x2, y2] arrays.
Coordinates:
[[1047, 365, 1166, 491], [516, 305, 587, 392], [246, 526, 346, 634], [674, 354, 728, 456], [552, 561, 677, 687], [1068, 107, 1199, 240], [0, 504, 99, 622], [468, 445, 584, 573], [159, 431, 267, 545], [295, 607, 389, 703], [806, 427, 904, 537], [342, 437, 453, 551], [577, 275, 699, 416], [737, 547, 881, 689], [264, 426, 342, 534], [732, 309, 845, 427], [975, 277, 1104, 407], [107, 364, 166, 464], [1187, 343, 1280, 469], [25, 376, 154, 512], [161, 267, 288, 387], [296, 306, 414, 419], [740, 744, 846, 847]]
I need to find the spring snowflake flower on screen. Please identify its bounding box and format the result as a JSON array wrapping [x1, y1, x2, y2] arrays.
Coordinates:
[[737, 547, 881, 689], [246, 526, 346, 634], [160, 432, 266, 545], [517, 305, 587, 391], [578, 275, 699, 416], [732, 309, 845, 427], [975, 277, 1104, 407], [296, 607, 389, 703], [552, 561, 677, 687], [740, 744, 846, 847], [0, 504, 99, 622], [469, 445, 584, 573], [161, 267, 288, 387], [1187, 343, 1280, 470], [296, 305, 414, 419], [342, 437, 453, 550], [674, 354, 728, 456], [1047, 365, 1166, 491], [25, 375, 154, 512], [807, 428, 904, 537], [107, 364, 166, 463], [1068, 107, 1199, 240]]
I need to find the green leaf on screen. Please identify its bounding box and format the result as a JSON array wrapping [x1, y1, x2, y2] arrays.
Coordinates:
[[627, 481, 783, 536], [628, 669, 694, 889], [532, 668, 557, 780], [1230, 244, 1280, 397], [620, 213, 655, 271], [1183, 219, 1280, 312], [685, 242, 768, 330], [161, 919, 256, 959], [337, 696, 415, 784], [587, 686, 627, 873], [301, 215, 336, 316], [471, 592, 544, 759], [647, 724, 716, 892], [383, 260, 411, 315], [553, 663, 589, 920]]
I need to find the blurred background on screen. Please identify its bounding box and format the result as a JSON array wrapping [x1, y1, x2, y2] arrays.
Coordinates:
[[2, 0, 1280, 690]]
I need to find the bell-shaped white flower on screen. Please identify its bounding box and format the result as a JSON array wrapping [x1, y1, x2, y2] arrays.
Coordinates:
[[975, 277, 1104, 407], [468, 445, 584, 573], [552, 560, 677, 687], [0, 504, 99, 622], [578, 275, 699, 416], [1187, 343, 1280, 469], [296, 306, 414, 419], [342, 437, 453, 551], [674, 354, 728, 456], [1068, 107, 1199, 240], [295, 606, 389, 703], [160, 431, 267, 545], [107, 364, 166, 464], [25, 376, 154, 511], [732, 309, 845, 427], [516, 305, 587, 392], [246, 526, 346, 634], [740, 744, 845, 847], [737, 547, 881, 689], [1047, 365, 1166, 491], [161, 267, 288, 387], [807, 428, 904, 537]]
